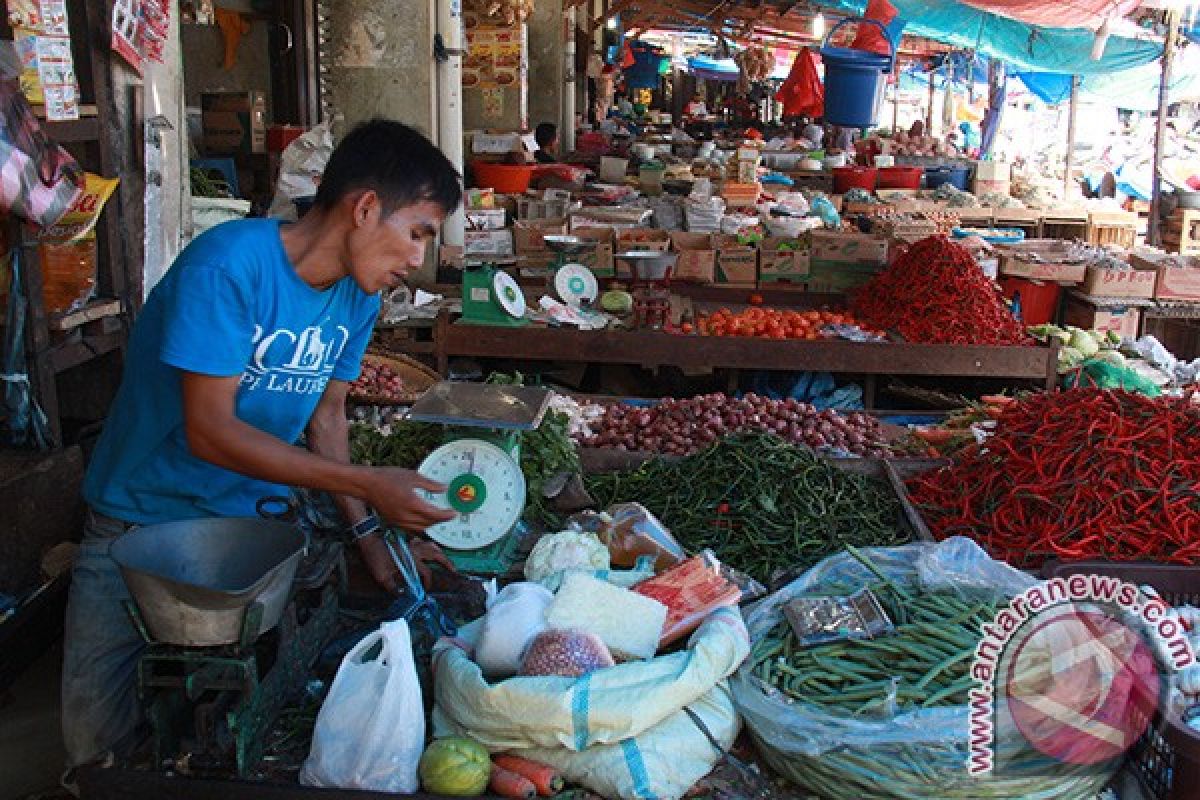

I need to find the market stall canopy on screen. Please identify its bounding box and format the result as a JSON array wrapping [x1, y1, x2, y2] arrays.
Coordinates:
[[688, 55, 741, 81], [813, 0, 1162, 74], [956, 0, 1142, 30], [1015, 45, 1200, 110]]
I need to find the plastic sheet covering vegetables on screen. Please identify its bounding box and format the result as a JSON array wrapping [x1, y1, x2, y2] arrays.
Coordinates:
[[852, 236, 1032, 346], [584, 433, 910, 583], [732, 538, 1117, 800], [907, 389, 1200, 570], [2, 250, 51, 449]]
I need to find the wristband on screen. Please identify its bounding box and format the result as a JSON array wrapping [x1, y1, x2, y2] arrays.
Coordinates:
[[349, 513, 383, 542]]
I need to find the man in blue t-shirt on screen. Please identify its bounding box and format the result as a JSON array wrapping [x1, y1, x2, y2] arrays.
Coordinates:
[[62, 119, 462, 773]]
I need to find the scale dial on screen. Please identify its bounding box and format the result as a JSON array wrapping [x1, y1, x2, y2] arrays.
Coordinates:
[[493, 270, 527, 318], [416, 439, 526, 550]]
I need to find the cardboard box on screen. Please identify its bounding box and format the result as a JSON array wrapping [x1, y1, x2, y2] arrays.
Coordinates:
[[972, 179, 1011, 197], [465, 208, 507, 231], [514, 219, 569, 253], [616, 228, 670, 253], [758, 237, 811, 285], [572, 227, 615, 278], [1063, 296, 1142, 340], [714, 235, 758, 287], [1154, 265, 1200, 302], [804, 261, 885, 293], [1080, 265, 1157, 299], [463, 229, 514, 257], [670, 231, 716, 283], [974, 161, 1011, 182], [809, 231, 889, 267], [202, 91, 266, 155], [997, 240, 1088, 283]]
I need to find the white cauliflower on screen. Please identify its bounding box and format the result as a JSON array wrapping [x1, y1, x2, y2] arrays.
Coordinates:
[[524, 531, 610, 583]]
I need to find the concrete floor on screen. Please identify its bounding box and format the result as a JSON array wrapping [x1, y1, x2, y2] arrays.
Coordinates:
[[0, 643, 67, 800]]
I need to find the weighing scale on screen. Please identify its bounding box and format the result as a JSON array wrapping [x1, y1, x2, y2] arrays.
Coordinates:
[[545, 235, 600, 308], [459, 257, 528, 327], [408, 381, 553, 574], [616, 250, 677, 329]]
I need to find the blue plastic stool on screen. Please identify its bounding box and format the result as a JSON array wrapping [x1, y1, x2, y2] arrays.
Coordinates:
[[190, 157, 239, 197]]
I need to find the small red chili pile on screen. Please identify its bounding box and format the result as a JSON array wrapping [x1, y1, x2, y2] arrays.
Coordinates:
[[907, 388, 1200, 569], [851, 236, 1032, 346]]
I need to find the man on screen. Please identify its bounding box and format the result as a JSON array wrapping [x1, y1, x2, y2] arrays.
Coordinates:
[[62, 119, 460, 773], [533, 122, 558, 163]]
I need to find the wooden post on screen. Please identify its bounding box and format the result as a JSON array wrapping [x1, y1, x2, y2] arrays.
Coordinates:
[[1149, 9, 1181, 247], [926, 67, 935, 135], [892, 80, 900, 132], [1063, 75, 1079, 200]]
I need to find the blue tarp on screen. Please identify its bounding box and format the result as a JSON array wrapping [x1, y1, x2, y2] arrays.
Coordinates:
[[687, 55, 740, 82], [1015, 47, 1200, 111], [815, 0, 1161, 75]]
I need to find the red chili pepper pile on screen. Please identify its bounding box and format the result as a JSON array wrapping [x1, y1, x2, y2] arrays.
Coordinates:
[[851, 236, 1032, 346], [907, 388, 1200, 569]]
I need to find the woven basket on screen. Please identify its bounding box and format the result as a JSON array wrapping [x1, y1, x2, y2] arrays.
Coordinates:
[[349, 352, 439, 406]]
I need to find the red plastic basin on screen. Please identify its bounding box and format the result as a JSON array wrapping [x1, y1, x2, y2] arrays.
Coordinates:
[[877, 166, 923, 190], [833, 166, 878, 194], [471, 162, 537, 193]]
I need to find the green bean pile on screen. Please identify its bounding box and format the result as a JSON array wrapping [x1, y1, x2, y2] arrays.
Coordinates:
[[747, 580, 1002, 714], [740, 548, 1113, 800], [583, 433, 910, 582]]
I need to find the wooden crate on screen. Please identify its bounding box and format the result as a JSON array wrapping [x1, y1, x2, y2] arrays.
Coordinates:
[[1088, 211, 1138, 249], [1163, 209, 1200, 255]]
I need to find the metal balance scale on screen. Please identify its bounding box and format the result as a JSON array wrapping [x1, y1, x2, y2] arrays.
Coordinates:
[[110, 513, 343, 777], [408, 381, 553, 574], [459, 257, 528, 327], [544, 234, 600, 308], [616, 249, 678, 329]]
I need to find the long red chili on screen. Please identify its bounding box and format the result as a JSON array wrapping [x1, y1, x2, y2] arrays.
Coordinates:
[[906, 388, 1200, 569]]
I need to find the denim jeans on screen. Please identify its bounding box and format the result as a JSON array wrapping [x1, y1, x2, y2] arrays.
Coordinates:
[[60, 509, 144, 768]]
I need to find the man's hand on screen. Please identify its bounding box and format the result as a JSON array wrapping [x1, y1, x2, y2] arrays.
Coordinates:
[[361, 467, 456, 532], [408, 539, 457, 589]]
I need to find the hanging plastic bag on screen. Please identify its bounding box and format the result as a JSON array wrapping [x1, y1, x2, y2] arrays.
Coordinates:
[[851, 0, 898, 57], [0, 62, 83, 228], [775, 48, 823, 119], [2, 249, 51, 449], [300, 619, 425, 792]]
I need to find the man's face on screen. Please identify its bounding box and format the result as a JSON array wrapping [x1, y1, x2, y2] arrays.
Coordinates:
[[346, 196, 447, 293]]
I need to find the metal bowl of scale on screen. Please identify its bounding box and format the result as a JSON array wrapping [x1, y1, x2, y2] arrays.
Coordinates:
[[617, 250, 679, 281]]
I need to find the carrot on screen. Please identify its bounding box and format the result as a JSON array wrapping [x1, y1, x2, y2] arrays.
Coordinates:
[[913, 427, 959, 445], [493, 755, 564, 797], [981, 394, 1016, 406], [490, 766, 537, 800]]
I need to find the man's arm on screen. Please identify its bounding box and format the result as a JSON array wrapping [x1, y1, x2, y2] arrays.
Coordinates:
[[181, 372, 455, 533], [304, 378, 398, 592]]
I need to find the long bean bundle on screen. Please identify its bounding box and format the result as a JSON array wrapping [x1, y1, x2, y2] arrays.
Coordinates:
[[584, 433, 910, 582]]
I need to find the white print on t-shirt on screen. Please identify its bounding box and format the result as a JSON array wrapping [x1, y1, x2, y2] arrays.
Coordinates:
[[239, 323, 351, 395]]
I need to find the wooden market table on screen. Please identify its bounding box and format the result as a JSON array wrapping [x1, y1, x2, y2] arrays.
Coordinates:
[[431, 311, 1060, 406]]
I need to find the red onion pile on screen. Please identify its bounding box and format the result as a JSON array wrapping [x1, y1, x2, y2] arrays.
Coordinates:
[[350, 361, 410, 401], [577, 393, 891, 457]]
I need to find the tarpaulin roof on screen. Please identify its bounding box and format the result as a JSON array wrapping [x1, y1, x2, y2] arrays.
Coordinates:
[[1016, 47, 1200, 110], [815, 0, 1163, 75], [956, 0, 1142, 31], [687, 55, 741, 81]]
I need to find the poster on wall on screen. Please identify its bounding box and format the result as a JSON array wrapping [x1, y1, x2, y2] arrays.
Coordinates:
[[5, 0, 79, 120], [463, 26, 520, 90], [111, 0, 170, 76]]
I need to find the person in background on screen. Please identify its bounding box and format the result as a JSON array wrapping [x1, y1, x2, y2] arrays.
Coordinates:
[[685, 93, 709, 119], [831, 125, 857, 152], [533, 122, 558, 163], [616, 94, 634, 117]]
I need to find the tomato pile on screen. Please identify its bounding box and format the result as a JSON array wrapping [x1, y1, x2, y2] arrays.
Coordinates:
[[698, 307, 882, 340]]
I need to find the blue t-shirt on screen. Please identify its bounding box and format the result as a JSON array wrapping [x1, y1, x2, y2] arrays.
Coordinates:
[[83, 218, 380, 524]]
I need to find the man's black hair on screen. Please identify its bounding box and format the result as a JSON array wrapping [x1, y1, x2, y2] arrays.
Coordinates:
[[534, 122, 558, 148], [314, 118, 462, 215]]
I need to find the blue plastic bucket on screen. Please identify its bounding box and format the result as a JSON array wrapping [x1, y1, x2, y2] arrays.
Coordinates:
[[925, 166, 971, 191], [819, 19, 895, 128]]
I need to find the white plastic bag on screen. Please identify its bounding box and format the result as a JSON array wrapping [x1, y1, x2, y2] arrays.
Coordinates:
[[300, 619, 424, 792], [475, 582, 552, 679], [268, 121, 334, 221]]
